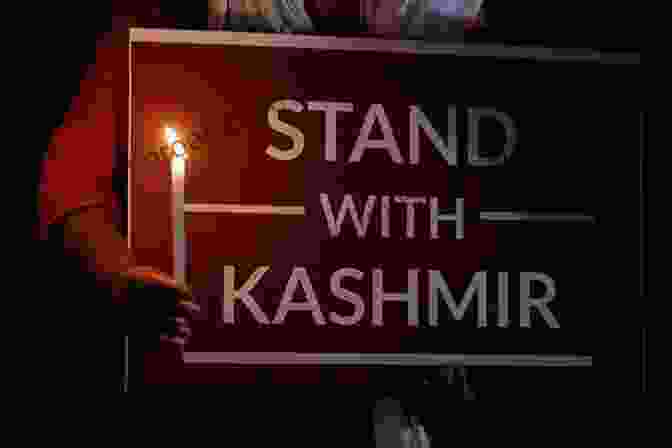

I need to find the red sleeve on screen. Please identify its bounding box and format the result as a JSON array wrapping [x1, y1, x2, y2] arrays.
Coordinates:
[[39, 45, 125, 240]]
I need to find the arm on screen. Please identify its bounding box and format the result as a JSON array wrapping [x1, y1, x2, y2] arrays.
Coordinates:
[[40, 43, 195, 341], [39, 44, 128, 292], [60, 204, 135, 305]]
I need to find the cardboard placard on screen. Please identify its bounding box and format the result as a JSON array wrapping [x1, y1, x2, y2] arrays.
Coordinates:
[[129, 29, 640, 371]]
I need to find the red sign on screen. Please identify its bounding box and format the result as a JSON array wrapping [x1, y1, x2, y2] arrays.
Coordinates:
[[129, 29, 640, 372]]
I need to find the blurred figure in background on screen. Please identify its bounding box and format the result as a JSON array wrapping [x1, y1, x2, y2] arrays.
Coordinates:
[[208, 0, 483, 37]]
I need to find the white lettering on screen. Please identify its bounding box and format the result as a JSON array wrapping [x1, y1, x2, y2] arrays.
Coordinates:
[[273, 267, 326, 325], [430, 197, 465, 240], [266, 99, 305, 161], [394, 196, 427, 239], [372, 268, 420, 326], [409, 105, 458, 166], [223, 266, 270, 324], [519, 272, 559, 328], [428, 270, 487, 327], [307, 101, 354, 162], [329, 268, 366, 326], [349, 104, 404, 164], [320, 193, 377, 238]]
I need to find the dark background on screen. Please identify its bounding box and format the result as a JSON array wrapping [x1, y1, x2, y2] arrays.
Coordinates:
[[26, 1, 643, 399]]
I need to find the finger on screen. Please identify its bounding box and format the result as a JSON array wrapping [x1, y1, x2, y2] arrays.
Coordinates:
[[159, 318, 192, 336], [175, 324, 192, 339], [159, 335, 187, 345], [160, 335, 187, 346], [158, 327, 191, 340], [178, 301, 201, 315]]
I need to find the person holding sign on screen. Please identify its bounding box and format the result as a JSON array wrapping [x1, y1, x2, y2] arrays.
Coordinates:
[[42, 1, 477, 430], [38, 1, 201, 389]]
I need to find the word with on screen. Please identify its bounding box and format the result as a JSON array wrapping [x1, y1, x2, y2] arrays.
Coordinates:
[[320, 193, 465, 240]]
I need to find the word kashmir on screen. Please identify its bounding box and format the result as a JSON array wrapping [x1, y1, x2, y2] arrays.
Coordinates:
[[223, 100, 559, 328]]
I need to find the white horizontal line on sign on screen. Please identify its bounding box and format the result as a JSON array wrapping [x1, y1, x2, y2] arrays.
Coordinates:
[[129, 29, 639, 65], [185, 203, 306, 215], [479, 212, 596, 223], [183, 352, 592, 367]]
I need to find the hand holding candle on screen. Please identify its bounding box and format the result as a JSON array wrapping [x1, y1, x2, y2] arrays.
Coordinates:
[[121, 127, 197, 384]]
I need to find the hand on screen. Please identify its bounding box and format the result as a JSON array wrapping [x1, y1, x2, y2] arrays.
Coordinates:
[[122, 266, 199, 354]]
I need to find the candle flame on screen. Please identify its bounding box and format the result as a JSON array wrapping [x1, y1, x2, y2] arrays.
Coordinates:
[[165, 127, 178, 145]]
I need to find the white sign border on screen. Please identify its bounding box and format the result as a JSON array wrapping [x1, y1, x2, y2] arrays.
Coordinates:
[[125, 29, 625, 376], [130, 28, 640, 65]]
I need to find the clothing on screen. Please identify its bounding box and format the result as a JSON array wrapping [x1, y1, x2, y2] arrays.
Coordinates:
[[39, 41, 127, 242], [36, 38, 128, 391], [210, 0, 481, 35], [227, 0, 315, 32]]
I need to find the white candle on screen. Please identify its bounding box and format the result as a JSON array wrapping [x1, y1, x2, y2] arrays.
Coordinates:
[[167, 128, 187, 286], [171, 155, 186, 286]]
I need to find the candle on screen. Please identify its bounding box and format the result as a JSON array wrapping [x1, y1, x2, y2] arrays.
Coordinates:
[[166, 127, 187, 286]]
